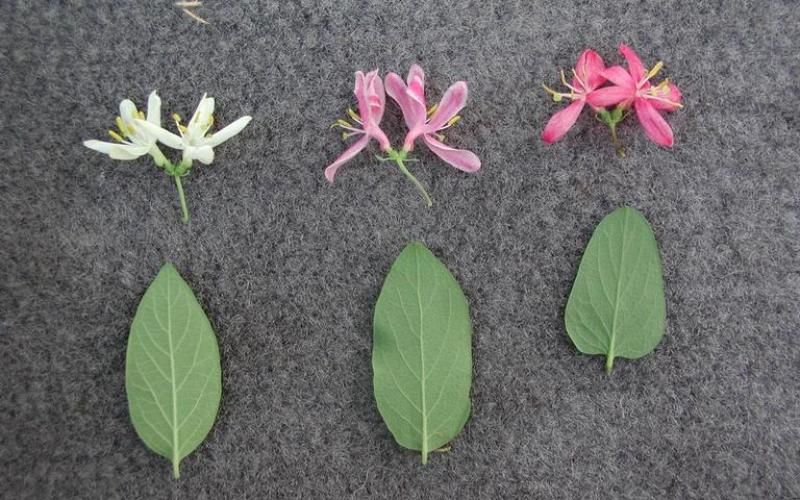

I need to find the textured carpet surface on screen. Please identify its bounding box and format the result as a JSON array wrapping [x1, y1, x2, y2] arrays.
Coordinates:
[[2, 0, 799, 498]]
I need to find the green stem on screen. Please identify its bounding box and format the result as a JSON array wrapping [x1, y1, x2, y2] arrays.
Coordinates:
[[395, 158, 433, 207], [605, 354, 614, 374], [609, 124, 625, 157], [173, 175, 190, 222]]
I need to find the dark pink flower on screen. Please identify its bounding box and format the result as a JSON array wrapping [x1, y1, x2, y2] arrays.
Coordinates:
[[325, 70, 392, 182], [541, 49, 607, 143], [588, 43, 683, 147], [385, 65, 481, 173]]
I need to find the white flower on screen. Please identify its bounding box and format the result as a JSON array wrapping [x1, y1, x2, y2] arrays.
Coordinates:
[[83, 91, 167, 165], [137, 93, 252, 165]]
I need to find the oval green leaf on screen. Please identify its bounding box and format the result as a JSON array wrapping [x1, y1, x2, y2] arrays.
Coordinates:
[[373, 241, 472, 464], [125, 263, 222, 478], [565, 206, 666, 373]]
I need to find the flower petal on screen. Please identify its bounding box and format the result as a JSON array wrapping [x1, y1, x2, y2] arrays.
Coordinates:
[[422, 134, 481, 172], [365, 71, 386, 123], [426, 81, 468, 131], [600, 66, 635, 88], [354, 71, 368, 121], [136, 119, 185, 149], [190, 93, 215, 123], [386, 72, 424, 130], [185, 145, 215, 164], [206, 116, 252, 147], [575, 49, 606, 90], [119, 99, 137, 122], [109, 143, 151, 160], [406, 64, 426, 108], [619, 43, 646, 83], [541, 100, 585, 144], [147, 91, 161, 125], [324, 134, 370, 182], [83, 139, 115, 155], [634, 98, 674, 147], [649, 83, 683, 112], [586, 86, 635, 108]]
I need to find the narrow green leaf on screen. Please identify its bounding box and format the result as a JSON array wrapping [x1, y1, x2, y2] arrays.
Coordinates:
[[125, 263, 222, 478], [565, 207, 666, 373], [373, 241, 472, 464]]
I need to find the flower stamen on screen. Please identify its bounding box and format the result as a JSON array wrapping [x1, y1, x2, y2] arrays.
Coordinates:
[[346, 108, 362, 124], [108, 129, 125, 142]]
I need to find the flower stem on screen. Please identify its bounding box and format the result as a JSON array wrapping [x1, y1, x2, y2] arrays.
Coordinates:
[[173, 174, 190, 222], [395, 158, 433, 207], [609, 124, 625, 157]]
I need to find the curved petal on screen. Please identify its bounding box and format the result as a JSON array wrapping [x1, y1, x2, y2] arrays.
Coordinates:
[[422, 134, 481, 172], [83, 139, 115, 155], [386, 72, 424, 129], [600, 66, 635, 88], [324, 134, 370, 182], [426, 81, 468, 131], [206, 116, 252, 147], [109, 143, 151, 160], [586, 86, 634, 108], [575, 49, 606, 90], [541, 100, 585, 144], [406, 64, 426, 108], [365, 71, 386, 123], [649, 83, 683, 112], [184, 144, 215, 164], [135, 119, 185, 149], [354, 71, 368, 122], [634, 98, 674, 147], [619, 43, 646, 83], [146, 91, 161, 125], [190, 93, 214, 123], [119, 99, 137, 122]]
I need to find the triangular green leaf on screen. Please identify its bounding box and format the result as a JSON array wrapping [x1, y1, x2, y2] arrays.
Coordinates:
[[565, 207, 666, 373], [373, 241, 472, 464], [125, 263, 222, 478]]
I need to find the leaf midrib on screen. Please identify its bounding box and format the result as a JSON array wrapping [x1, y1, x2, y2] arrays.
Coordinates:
[[415, 249, 428, 462], [166, 275, 180, 477], [608, 209, 629, 366]]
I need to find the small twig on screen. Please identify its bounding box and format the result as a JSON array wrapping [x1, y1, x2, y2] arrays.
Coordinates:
[[175, 2, 209, 24]]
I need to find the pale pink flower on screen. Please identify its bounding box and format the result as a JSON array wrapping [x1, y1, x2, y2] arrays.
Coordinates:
[[588, 43, 683, 147], [541, 49, 607, 143], [325, 70, 391, 182], [385, 65, 481, 173]]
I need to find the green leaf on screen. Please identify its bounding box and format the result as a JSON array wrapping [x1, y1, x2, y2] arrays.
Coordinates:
[[565, 207, 666, 374], [372, 242, 472, 464], [125, 263, 222, 478]]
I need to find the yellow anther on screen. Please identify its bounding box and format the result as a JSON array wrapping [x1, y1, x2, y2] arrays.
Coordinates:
[[646, 61, 664, 81], [137, 110, 146, 120], [427, 104, 438, 117], [178, 124, 188, 134], [542, 84, 563, 102], [108, 129, 125, 142], [173, 113, 182, 123], [346, 108, 361, 122], [115, 116, 126, 135], [446, 115, 461, 127]]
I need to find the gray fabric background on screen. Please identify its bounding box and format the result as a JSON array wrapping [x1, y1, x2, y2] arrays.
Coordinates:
[[1, 0, 799, 498]]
